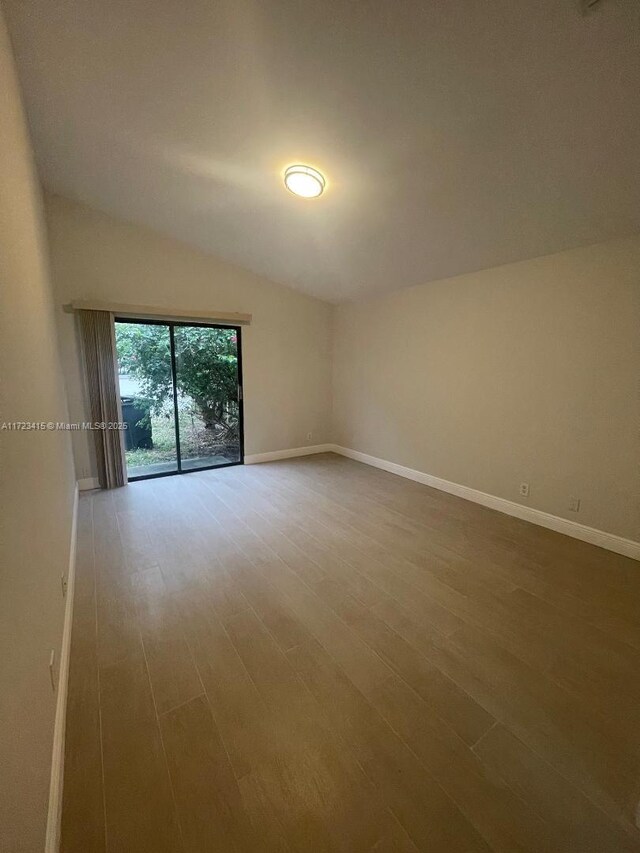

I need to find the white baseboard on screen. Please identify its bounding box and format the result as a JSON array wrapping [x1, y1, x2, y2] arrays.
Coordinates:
[[45, 483, 79, 852], [244, 444, 334, 465], [331, 445, 640, 561], [77, 477, 99, 491]]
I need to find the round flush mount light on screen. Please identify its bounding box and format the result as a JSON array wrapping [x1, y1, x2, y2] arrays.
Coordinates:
[[284, 164, 326, 198]]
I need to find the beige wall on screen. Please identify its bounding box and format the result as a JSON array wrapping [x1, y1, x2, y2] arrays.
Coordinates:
[[333, 237, 640, 542], [44, 194, 333, 481], [0, 9, 76, 852]]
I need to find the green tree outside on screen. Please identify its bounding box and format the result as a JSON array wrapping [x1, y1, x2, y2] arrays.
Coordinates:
[[115, 322, 239, 442]]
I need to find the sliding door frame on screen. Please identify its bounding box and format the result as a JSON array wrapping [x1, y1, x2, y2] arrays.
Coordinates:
[[115, 317, 245, 482]]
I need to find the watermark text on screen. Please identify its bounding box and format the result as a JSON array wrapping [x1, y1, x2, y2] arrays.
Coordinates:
[[1, 421, 128, 431]]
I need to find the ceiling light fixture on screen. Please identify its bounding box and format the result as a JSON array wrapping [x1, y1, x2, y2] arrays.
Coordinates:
[[284, 164, 326, 198]]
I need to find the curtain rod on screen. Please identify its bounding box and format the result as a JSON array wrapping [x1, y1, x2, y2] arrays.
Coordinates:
[[64, 300, 252, 325]]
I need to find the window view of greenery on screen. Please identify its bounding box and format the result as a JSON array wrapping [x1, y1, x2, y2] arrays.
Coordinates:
[[115, 322, 240, 476]]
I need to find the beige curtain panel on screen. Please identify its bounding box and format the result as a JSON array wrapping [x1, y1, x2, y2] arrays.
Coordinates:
[[78, 309, 127, 489]]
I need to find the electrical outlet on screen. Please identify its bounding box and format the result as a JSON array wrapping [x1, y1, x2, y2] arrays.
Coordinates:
[[306, 431, 313, 441], [569, 496, 581, 512], [519, 483, 530, 497]]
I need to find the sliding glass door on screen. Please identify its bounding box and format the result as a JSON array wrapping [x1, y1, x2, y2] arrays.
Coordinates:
[[115, 319, 243, 481], [173, 325, 242, 471], [115, 321, 179, 479]]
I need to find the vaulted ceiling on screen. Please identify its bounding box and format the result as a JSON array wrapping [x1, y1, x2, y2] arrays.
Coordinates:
[[4, 0, 640, 302]]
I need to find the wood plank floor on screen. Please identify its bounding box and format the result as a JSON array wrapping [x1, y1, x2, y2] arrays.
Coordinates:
[[60, 453, 640, 852]]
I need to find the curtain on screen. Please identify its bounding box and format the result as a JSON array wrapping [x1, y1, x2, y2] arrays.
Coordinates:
[[78, 310, 127, 488]]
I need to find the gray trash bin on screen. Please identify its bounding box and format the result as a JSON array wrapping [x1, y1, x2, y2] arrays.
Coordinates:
[[121, 397, 153, 450]]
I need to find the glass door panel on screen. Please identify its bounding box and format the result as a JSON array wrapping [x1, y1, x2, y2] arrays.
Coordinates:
[[173, 325, 241, 471], [115, 321, 179, 479]]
